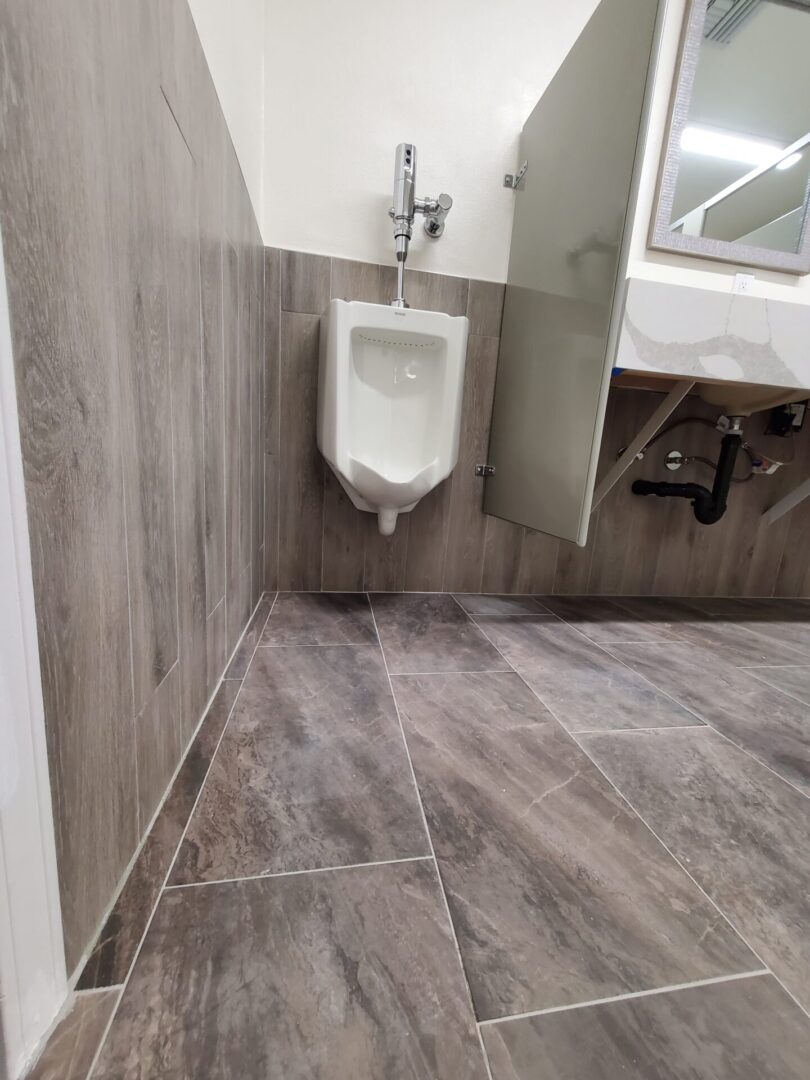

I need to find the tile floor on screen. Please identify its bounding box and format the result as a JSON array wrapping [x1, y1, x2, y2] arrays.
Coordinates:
[[31, 592, 810, 1079]]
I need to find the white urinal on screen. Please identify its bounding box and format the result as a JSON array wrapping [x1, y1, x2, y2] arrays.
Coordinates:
[[318, 299, 469, 535]]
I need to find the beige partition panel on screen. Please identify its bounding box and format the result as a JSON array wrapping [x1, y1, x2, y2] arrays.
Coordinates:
[[484, 0, 662, 545]]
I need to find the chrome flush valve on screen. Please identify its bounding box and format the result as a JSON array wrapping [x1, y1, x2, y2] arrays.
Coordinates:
[[387, 143, 453, 306]]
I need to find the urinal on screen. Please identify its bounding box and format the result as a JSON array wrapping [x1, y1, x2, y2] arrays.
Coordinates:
[[318, 299, 469, 535]]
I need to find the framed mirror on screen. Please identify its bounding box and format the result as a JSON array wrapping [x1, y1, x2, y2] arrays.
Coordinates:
[[650, 0, 810, 274]]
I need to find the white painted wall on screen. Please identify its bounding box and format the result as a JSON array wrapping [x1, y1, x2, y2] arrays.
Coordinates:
[[0, 229, 66, 1076], [187, 0, 265, 229], [262, 0, 600, 282], [627, 0, 810, 306]]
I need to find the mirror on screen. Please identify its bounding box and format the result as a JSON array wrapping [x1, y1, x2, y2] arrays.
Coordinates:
[[650, 0, 810, 274]]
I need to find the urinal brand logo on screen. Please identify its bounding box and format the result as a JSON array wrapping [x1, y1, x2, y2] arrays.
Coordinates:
[[394, 309, 406, 316]]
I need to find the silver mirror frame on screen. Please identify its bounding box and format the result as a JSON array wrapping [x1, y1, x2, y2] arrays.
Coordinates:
[[649, 0, 810, 275]]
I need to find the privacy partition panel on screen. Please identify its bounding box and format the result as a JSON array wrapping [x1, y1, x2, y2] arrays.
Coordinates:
[[484, 0, 662, 544]]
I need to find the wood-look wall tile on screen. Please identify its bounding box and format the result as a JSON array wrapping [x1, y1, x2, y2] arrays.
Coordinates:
[[264, 247, 281, 454], [321, 463, 365, 591], [281, 250, 331, 314], [443, 335, 499, 592], [223, 236, 243, 649], [516, 529, 559, 593], [278, 312, 324, 589], [404, 479, 453, 591], [237, 246, 252, 579], [162, 101, 207, 744], [0, 0, 139, 970], [199, 145, 227, 617], [135, 664, 182, 831], [249, 244, 264, 607], [264, 453, 279, 591], [466, 279, 505, 338], [481, 515, 525, 594], [404, 269, 469, 315], [206, 600, 228, 698], [364, 513, 410, 591], [330, 257, 389, 304], [100, 0, 178, 713]]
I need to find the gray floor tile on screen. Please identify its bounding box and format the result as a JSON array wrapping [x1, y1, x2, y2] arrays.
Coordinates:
[[393, 672, 755, 1020], [223, 592, 275, 678], [453, 594, 551, 615], [748, 664, 810, 706], [27, 990, 119, 1080], [607, 641, 810, 793], [686, 597, 810, 656], [171, 645, 428, 884], [475, 615, 701, 732], [371, 593, 509, 674], [614, 598, 810, 665], [580, 727, 810, 1012], [482, 976, 810, 1080], [541, 596, 678, 643], [93, 863, 488, 1080], [259, 591, 377, 645]]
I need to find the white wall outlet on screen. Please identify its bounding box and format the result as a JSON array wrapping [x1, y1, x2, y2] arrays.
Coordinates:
[[733, 273, 755, 294]]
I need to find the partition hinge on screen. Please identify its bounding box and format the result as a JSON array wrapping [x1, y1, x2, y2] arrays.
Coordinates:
[[475, 464, 496, 477], [503, 161, 528, 189]]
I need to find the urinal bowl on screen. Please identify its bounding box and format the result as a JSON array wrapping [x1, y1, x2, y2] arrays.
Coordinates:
[[318, 299, 469, 535]]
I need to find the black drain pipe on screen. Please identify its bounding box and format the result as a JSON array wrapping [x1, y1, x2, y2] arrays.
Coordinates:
[[632, 420, 743, 526]]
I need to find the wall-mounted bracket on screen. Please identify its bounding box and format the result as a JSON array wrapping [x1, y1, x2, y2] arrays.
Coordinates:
[[503, 161, 528, 189], [591, 379, 695, 510], [475, 464, 496, 477]]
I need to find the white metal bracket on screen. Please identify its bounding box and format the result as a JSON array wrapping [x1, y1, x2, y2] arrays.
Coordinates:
[[591, 379, 695, 511], [504, 161, 528, 189]]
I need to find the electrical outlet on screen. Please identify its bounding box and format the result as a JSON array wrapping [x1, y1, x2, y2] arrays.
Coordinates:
[[732, 273, 755, 294]]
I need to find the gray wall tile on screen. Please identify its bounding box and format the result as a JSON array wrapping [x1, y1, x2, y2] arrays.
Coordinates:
[[281, 249, 331, 314]]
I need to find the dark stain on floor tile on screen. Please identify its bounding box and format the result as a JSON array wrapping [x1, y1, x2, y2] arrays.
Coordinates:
[[476, 615, 700, 732], [259, 591, 376, 645], [483, 976, 810, 1080], [92, 862, 488, 1080], [78, 680, 240, 988], [27, 989, 119, 1080], [223, 592, 275, 678], [453, 594, 551, 615], [540, 595, 678, 643], [370, 593, 510, 674], [392, 672, 754, 1019], [607, 641, 810, 793], [580, 727, 810, 1012], [171, 645, 428, 883]]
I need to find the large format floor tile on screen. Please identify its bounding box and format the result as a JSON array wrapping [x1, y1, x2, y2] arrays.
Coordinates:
[[482, 976, 810, 1080], [259, 591, 377, 645], [171, 645, 428, 883], [540, 596, 677, 643], [748, 664, 810, 707], [687, 597, 810, 656], [27, 989, 119, 1080], [93, 862, 488, 1080], [475, 615, 700, 732], [371, 593, 509, 674], [392, 672, 755, 1020], [580, 727, 810, 1011], [614, 598, 810, 666], [79, 681, 241, 987], [608, 641, 810, 793]]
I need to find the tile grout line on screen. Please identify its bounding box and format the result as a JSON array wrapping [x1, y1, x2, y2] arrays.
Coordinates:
[[85, 590, 278, 1079], [534, 604, 810, 802], [458, 596, 810, 1026], [164, 855, 433, 891], [569, 723, 709, 736], [478, 969, 770, 1026], [366, 594, 495, 1080]]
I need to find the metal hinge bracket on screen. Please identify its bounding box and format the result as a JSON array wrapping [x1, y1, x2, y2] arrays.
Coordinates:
[[475, 464, 496, 477], [503, 161, 528, 189]]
